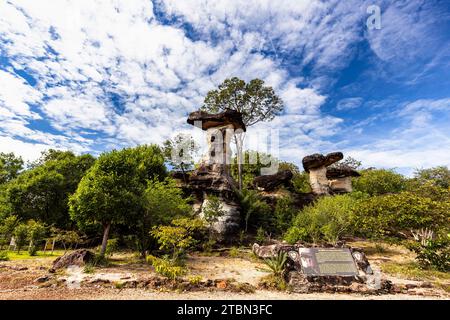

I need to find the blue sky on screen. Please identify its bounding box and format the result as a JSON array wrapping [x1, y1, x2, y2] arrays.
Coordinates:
[[0, 0, 449, 175]]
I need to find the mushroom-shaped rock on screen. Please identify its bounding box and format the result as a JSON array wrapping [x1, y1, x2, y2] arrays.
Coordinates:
[[187, 109, 246, 131], [302, 152, 343, 172], [253, 170, 293, 191], [302, 152, 343, 195], [326, 165, 360, 193]]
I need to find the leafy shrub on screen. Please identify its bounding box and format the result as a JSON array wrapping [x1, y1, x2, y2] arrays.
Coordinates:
[[151, 219, 199, 262], [413, 166, 450, 189], [202, 195, 225, 224], [354, 191, 450, 239], [353, 169, 407, 196], [255, 227, 266, 244], [13, 223, 29, 253], [147, 255, 186, 280], [105, 238, 119, 257], [273, 196, 296, 234], [28, 245, 38, 256], [188, 275, 203, 285], [285, 195, 357, 244], [0, 250, 8, 261], [262, 251, 287, 278], [291, 172, 311, 193], [406, 236, 450, 272], [238, 189, 272, 232]]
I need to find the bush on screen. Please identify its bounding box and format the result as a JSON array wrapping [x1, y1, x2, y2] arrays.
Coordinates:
[[28, 245, 38, 256], [105, 238, 119, 257], [147, 255, 186, 280], [353, 169, 407, 196], [273, 196, 296, 234], [13, 223, 29, 253], [0, 250, 8, 261], [285, 194, 357, 244], [238, 189, 272, 232], [406, 237, 450, 272], [262, 251, 287, 278], [354, 191, 450, 239]]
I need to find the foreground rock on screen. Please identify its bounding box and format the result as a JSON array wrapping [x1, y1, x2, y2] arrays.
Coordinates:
[[49, 249, 95, 272]]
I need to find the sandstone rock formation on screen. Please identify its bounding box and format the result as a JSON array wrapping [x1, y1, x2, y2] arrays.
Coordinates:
[[49, 249, 95, 272], [326, 165, 360, 193], [186, 109, 245, 239], [302, 152, 343, 195], [253, 169, 293, 191]]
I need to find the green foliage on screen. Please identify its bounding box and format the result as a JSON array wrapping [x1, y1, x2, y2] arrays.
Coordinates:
[[2, 151, 95, 229], [188, 275, 203, 285], [0, 250, 9, 261], [255, 227, 266, 244], [291, 172, 311, 193], [28, 245, 38, 256], [285, 195, 357, 244], [406, 237, 450, 272], [105, 238, 119, 257], [151, 218, 201, 262], [202, 195, 225, 223], [262, 251, 287, 278], [354, 191, 450, 239], [238, 189, 272, 231], [231, 151, 279, 189], [0, 215, 18, 247], [52, 229, 82, 252], [353, 169, 407, 196], [273, 196, 296, 234], [147, 255, 186, 280], [0, 152, 24, 185], [201, 77, 284, 126], [13, 224, 28, 253], [163, 133, 199, 176], [414, 166, 450, 189], [27, 220, 46, 244], [69, 145, 166, 256]]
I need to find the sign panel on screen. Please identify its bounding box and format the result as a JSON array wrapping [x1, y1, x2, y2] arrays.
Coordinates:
[[299, 248, 358, 276]]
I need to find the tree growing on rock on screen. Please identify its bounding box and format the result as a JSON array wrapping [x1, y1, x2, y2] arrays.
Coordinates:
[[201, 77, 284, 190], [69, 145, 166, 257]]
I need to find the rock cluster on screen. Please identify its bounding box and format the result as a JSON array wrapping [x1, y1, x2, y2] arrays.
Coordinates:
[[302, 152, 360, 195], [253, 169, 293, 191]]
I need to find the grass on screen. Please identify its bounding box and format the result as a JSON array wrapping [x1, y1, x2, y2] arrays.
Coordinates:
[[4, 250, 67, 260], [381, 261, 450, 292]]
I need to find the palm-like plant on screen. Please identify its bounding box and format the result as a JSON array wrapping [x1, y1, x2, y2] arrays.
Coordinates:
[[262, 251, 287, 277]]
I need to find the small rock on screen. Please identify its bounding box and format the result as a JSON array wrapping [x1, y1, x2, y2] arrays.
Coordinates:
[[216, 280, 227, 289], [35, 275, 52, 283]]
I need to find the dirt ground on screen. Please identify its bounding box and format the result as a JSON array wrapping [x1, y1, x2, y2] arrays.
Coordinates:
[[0, 242, 449, 300]]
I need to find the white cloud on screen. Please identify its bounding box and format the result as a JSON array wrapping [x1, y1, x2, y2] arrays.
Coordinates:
[[336, 97, 363, 111]]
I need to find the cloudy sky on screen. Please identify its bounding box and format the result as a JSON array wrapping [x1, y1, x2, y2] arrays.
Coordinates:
[[0, 0, 449, 175]]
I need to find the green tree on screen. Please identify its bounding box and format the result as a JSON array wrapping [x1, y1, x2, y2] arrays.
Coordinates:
[[162, 133, 199, 183], [2, 151, 95, 228], [0, 215, 18, 249], [69, 145, 166, 257], [13, 224, 28, 253], [0, 152, 24, 185], [353, 169, 406, 196], [413, 166, 450, 189], [201, 77, 284, 190], [27, 220, 46, 255], [133, 178, 192, 256]]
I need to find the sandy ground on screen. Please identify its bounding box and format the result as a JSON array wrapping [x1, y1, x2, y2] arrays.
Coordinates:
[[0, 245, 448, 300]]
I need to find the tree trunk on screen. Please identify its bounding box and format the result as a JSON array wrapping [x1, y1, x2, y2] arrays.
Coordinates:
[[100, 222, 111, 257], [234, 134, 244, 190]]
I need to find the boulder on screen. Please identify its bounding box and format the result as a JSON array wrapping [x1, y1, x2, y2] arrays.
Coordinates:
[[302, 152, 344, 195], [187, 109, 246, 131], [326, 165, 360, 193], [50, 249, 95, 272], [253, 170, 293, 191]]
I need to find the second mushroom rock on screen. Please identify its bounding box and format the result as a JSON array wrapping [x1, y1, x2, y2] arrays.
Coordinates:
[[326, 165, 360, 193], [302, 152, 343, 195]]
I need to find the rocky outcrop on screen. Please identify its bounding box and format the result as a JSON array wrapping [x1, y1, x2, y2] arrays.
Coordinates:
[[186, 109, 244, 239], [253, 170, 293, 191], [302, 152, 343, 195], [49, 249, 95, 272], [326, 165, 360, 193]]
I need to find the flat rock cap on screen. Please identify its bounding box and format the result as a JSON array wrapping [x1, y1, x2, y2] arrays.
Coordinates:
[[326, 165, 361, 178], [302, 152, 344, 172], [187, 109, 246, 131]]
